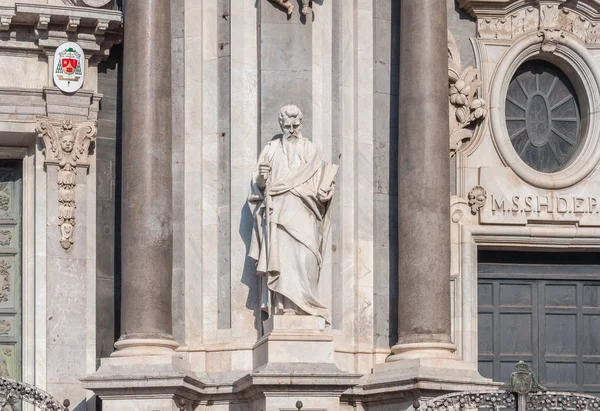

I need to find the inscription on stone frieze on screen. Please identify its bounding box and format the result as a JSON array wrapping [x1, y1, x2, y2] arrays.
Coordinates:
[[490, 194, 599, 214], [479, 167, 600, 226]]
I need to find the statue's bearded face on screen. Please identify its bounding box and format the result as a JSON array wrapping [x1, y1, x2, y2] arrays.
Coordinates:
[[61, 133, 75, 153], [281, 116, 302, 140]]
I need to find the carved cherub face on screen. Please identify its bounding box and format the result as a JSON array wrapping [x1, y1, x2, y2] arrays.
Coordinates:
[[60, 132, 75, 153], [279, 105, 303, 140]]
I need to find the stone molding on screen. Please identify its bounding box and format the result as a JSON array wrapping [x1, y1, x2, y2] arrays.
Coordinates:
[[36, 117, 96, 250], [488, 31, 600, 189], [0, 4, 122, 58], [460, 1, 600, 46]]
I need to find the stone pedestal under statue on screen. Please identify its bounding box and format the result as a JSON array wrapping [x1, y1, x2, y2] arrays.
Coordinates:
[[253, 315, 334, 368], [246, 316, 359, 411], [82, 355, 202, 411]]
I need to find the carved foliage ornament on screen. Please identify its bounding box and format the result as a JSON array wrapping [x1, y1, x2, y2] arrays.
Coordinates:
[[449, 31, 488, 156], [37, 118, 96, 250], [268, 0, 320, 16]]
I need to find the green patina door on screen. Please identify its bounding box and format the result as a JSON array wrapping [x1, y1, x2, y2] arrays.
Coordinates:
[[0, 161, 22, 380]]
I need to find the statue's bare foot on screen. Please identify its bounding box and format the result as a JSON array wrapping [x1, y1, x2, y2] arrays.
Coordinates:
[[282, 1, 294, 14], [282, 308, 297, 316]]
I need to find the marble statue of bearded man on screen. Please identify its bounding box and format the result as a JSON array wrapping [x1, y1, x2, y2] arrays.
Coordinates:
[[248, 105, 337, 324]]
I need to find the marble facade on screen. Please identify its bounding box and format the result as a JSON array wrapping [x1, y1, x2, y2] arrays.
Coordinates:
[[1, 0, 599, 410], [0, 0, 121, 409]]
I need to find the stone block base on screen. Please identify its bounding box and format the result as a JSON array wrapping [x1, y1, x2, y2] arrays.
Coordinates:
[[238, 362, 361, 411], [363, 357, 500, 398], [81, 354, 202, 411], [253, 315, 334, 369]]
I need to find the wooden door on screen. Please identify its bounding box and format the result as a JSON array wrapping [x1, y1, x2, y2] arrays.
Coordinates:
[[478, 251, 600, 395]]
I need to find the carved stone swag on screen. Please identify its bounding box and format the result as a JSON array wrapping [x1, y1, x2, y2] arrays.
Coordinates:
[[37, 118, 96, 250]]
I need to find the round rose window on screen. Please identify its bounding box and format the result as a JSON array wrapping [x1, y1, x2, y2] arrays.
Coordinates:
[[505, 61, 581, 173]]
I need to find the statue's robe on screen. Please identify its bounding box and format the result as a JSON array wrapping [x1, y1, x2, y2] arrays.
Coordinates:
[[248, 136, 332, 324]]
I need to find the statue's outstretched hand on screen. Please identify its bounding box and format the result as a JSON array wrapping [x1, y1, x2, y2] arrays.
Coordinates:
[[317, 182, 335, 202]]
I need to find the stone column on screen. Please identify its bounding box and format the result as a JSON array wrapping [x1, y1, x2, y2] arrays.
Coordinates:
[[113, 0, 177, 356], [389, 0, 454, 361]]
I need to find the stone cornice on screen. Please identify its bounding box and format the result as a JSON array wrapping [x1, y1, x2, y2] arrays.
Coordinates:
[[14, 3, 121, 26], [0, 3, 122, 57]]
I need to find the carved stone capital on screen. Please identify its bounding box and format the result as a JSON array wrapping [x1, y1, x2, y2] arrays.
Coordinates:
[[36, 117, 96, 250]]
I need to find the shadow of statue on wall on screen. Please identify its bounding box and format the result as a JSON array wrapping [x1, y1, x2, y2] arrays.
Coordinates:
[[239, 198, 262, 338]]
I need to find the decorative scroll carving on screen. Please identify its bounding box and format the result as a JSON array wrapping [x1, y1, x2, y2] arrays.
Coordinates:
[[470, 2, 600, 45], [538, 29, 565, 52], [416, 390, 517, 411], [268, 0, 321, 16], [36, 118, 96, 251], [0, 377, 70, 410], [0, 231, 11, 247], [448, 31, 488, 156], [526, 392, 600, 410], [0, 260, 10, 304], [0, 197, 8, 213], [415, 361, 600, 411], [468, 185, 487, 214], [0, 321, 11, 336]]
